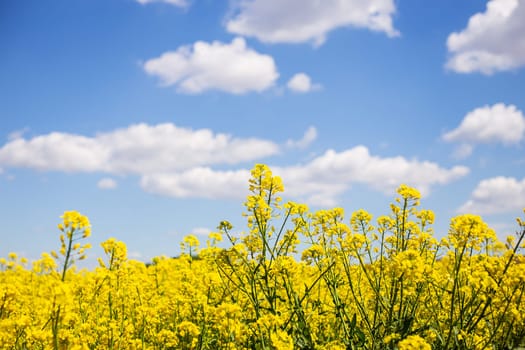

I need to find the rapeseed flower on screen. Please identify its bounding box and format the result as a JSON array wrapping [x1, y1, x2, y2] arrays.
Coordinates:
[[1, 166, 524, 350]]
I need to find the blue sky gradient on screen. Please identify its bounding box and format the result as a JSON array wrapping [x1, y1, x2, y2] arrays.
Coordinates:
[[1, 0, 524, 266]]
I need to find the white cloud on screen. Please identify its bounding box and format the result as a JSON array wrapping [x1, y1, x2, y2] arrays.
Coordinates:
[[286, 126, 317, 149], [443, 103, 525, 157], [141, 168, 251, 199], [287, 73, 321, 93], [458, 176, 525, 214], [226, 0, 399, 46], [143, 37, 279, 94], [97, 178, 118, 190], [0, 132, 107, 172], [0, 125, 469, 206], [0, 123, 280, 174], [191, 227, 212, 236], [136, 0, 188, 7], [275, 147, 469, 205], [140, 146, 469, 206], [446, 0, 525, 74]]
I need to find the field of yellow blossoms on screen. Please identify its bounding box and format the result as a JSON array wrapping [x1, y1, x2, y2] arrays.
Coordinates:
[[1, 164, 524, 350]]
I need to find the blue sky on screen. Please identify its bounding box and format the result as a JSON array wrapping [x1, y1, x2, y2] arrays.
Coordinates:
[[1, 0, 524, 266]]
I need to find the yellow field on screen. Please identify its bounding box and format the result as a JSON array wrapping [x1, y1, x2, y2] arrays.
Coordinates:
[[1, 164, 524, 349]]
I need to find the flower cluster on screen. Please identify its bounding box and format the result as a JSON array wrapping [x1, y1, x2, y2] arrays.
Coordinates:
[[1, 165, 524, 350]]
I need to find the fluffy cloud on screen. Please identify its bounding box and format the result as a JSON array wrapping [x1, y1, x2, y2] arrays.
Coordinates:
[[141, 168, 251, 199], [0, 125, 469, 206], [287, 73, 320, 93], [458, 176, 525, 214], [136, 0, 188, 7], [140, 146, 469, 206], [226, 0, 399, 46], [0, 123, 280, 174], [97, 178, 118, 190], [443, 103, 525, 157], [276, 147, 469, 205], [286, 126, 317, 149], [0, 133, 107, 172], [143, 38, 279, 94], [446, 0, 525, 74]]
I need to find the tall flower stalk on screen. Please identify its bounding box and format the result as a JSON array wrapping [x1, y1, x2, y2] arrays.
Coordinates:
[[50, 211, 91, 350]]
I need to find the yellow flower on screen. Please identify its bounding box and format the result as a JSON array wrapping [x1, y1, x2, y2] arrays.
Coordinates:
[[398, 335, 431, 350], [270, 329, 293, 350], [384, 333, 400, 344], [397, 184, 421, 202], [448, 214, 496, 250], [208, 231, 222, 242], [183, 234, 200, 248], [2, 165, 524, 350]]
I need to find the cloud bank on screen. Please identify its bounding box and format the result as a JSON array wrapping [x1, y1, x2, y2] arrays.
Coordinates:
[[0, 123, 280, 174], [0, 125, 469, 206], [141, 147, 469, 206]]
